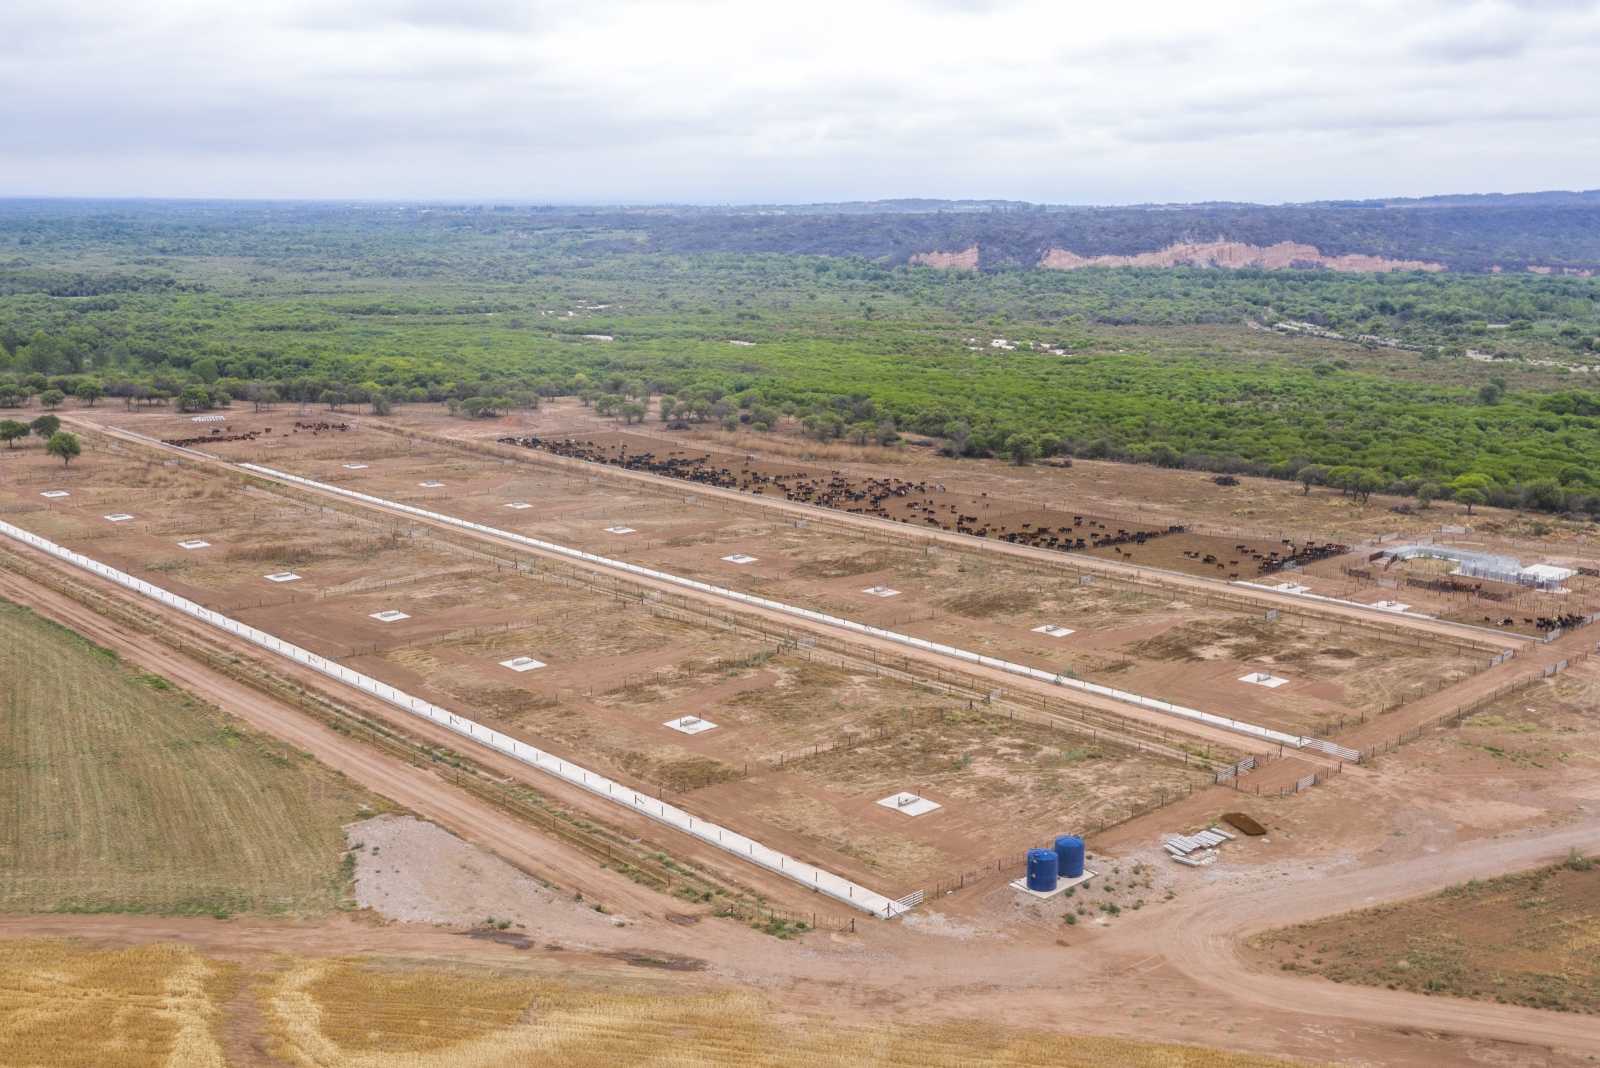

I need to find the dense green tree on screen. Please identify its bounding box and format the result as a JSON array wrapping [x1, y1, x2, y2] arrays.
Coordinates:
[[45, 431, 81, 466]]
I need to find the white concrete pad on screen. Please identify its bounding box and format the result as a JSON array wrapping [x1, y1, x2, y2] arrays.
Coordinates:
[[604, 526, 637, 534], [1239, 671, 1289, 688], [876, 792, 941, 817], [264, 571, 301, 583], [505, 501, 532, 509], [369, 610, 410, 623], [103, 513, 134, 523], [722, 553, 757, 564], [40, 490, 70, 499], [1272, 582, 1311, 594], [417, 480, 445, 488], [1371, 600, 1411, 613], [1031, 624, 1075, 637], [1009, 868, 1098, 900], [500, 656, 545, 672], [664, 715, 718, 735], [176, 539, 211, 550], [342, 463, 369, 470], [862, 586, 901, 598]]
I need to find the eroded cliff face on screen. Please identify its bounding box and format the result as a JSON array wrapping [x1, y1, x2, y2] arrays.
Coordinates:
[[1035, 240, 1447, 273], [908, 245, 980, 269]]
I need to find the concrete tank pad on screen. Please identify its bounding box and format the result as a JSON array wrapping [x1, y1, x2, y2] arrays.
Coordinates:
[[1010, 868, 1098, 900], [876, 792, 941, 816], [664, 715, 718, 735]]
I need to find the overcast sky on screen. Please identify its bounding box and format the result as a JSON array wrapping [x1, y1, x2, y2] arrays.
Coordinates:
[[2, 0, 1597, 204]]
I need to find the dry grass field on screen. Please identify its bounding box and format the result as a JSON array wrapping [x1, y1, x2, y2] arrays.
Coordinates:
[[1254, 857, 1600, 1014], [0, 599, 384, 916], [0, 940, 234, 1068], [0, 938, 1323, 1068]]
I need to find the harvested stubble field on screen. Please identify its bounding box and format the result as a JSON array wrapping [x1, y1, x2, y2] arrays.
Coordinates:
[[0, 938, 1319, 1068], [1253, 857, 1600, 1014], [0, 599, 383, 917], [97, 412, 1495, 738]]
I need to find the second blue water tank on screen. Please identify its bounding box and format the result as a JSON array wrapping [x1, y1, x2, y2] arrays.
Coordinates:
[[1054, 835, 1085, 878], [1026, 848, 1059, 892]]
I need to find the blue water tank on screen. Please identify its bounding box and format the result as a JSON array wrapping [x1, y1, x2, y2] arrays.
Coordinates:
[[1054, 835, 1085, 878], [1026, 848, 1059, 892]]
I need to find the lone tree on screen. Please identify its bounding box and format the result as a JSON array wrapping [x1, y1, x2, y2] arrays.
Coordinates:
[[45, 431, 81, 467], [0, 419, 27, 448], [1455, 487, 1487, 515], [1005, 432, 1039, 466], [30, 414, 61, 439], [1296, 464, 1329, 495], [39, 389, 65, 410], [75, 382, 103, 407]]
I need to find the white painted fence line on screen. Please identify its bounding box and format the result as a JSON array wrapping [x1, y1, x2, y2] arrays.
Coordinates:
[[0, 517, 905, 919], [240, 463, 1320, 752]]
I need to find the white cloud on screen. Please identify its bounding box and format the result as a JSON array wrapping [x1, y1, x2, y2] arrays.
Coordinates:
[[1, 0, 1597, 201]]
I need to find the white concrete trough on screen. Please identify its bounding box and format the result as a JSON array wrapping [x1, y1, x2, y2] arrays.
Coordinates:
[[604, 526, 637, 535], [862, 586, 901, 598], [176, 539, 211, 550], [1272, 582, 1311, 594], [505, 501, 533, 510], [499, 655, 545, 672], [342, 463, 369, 470], [369, 610, 410, 623], [1371, 600, 1411, 613], [664, 715, 717, 735], [264, 571, 302, 583], [104, 513, 135, 523], [876, 792, 941, 817], [1031, 624, 1075, 638], [1010, 867, 1098, 900], [417, 480, 446, 488], [40, 490, 70, 499], [1239, 671, 1289, 688], [722, 553, 758, 564]]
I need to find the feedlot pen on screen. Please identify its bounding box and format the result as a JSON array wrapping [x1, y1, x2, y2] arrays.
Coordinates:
[[0, 434, 1214, 899], [170, 413, 1494, 741]]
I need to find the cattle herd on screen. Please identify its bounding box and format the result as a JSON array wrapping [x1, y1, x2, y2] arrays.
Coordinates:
[[161, 419, 351, 448], [1484, 611, 1589, 632], [498, 435, 1349, 569], [1183, 538, 1350, 578]]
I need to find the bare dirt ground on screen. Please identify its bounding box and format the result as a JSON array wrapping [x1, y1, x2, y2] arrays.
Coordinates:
[[345, 814, 623, 934]]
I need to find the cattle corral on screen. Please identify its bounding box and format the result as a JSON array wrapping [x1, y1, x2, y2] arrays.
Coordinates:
[[19, 408, 1595, 905], [0, 425, 1221, 897], [162, 413, 1501, 738]]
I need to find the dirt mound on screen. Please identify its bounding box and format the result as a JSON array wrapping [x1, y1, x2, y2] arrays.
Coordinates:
[[1223, 812, 1267, 836]]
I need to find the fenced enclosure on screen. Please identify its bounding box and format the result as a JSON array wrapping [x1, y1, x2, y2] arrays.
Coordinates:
[[0, 516, 910, 920]]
